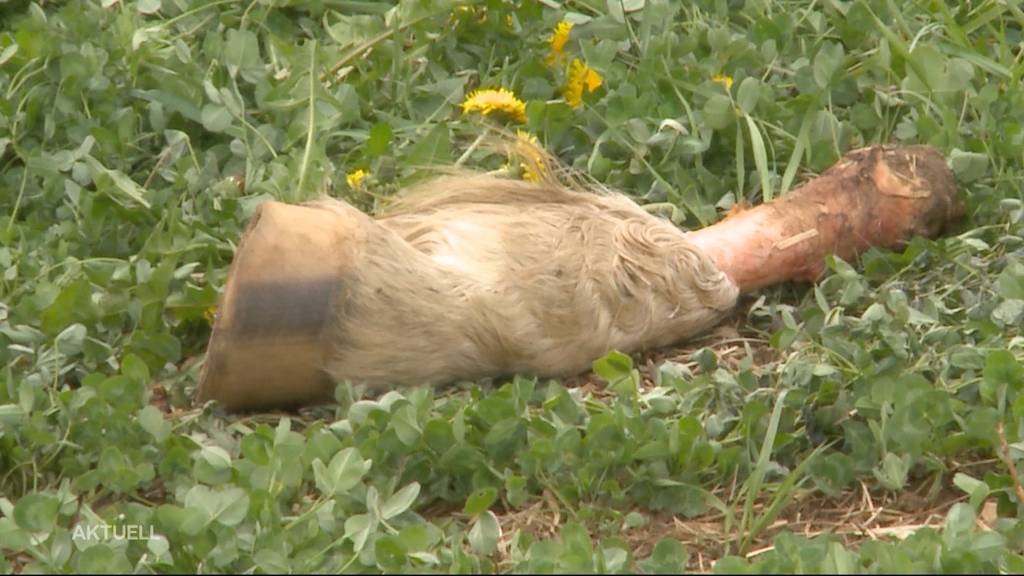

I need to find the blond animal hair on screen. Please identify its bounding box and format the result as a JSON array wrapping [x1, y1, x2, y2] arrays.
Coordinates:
[[311, 171, 740, 387]]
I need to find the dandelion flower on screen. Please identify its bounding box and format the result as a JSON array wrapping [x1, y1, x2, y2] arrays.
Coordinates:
[[712, 74, 734, 90], [462, 88, 527, 123], [546, 21, 573, 67], [514, 130, 546, 182], [564, 59, 603, 109], [347, 169, 368, 188], [583, 66, 603, 92]]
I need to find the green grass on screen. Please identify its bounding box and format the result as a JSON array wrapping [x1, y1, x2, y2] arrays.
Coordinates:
[[1, 0, 1023, 572]]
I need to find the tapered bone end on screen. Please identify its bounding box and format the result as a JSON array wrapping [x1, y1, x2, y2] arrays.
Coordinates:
[[851, 145, 963, 244]]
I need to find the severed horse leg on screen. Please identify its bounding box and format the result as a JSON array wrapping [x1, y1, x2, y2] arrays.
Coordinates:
[[197, 145, 960, 411]]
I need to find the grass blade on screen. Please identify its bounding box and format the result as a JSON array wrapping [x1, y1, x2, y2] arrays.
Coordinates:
[[735, 122, 745, 202], [744, 113, 773, 202], [780, 111, 812, 197], [739, 389, 789, 553], [297, 39, 317, 201]]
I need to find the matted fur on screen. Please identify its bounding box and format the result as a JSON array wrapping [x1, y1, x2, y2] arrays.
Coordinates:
[[312, 174, 739, 387]]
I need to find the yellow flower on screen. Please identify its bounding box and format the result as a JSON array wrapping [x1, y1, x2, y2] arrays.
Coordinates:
[[564, 59, 603, 109], [204, 306, 217, 325], [461, 88, 527, 123], [584, 66, 603, 92], [514, 130, 546, 183], [546, 21, 573, 67], [346, 169, 368, 188], [712, 74, 734, 90]]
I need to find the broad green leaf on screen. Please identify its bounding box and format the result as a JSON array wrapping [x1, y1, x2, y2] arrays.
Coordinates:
[[344, 513, 374, 552], [824, 541, 858, 574], [703, 94, 734, 130], [993, 299, 1024, 326], [13, 494, 60, 533], [121, 353, 150, 383], [398, 524, 438, 552], [199, 445, 232, 470], [0, 45, 18, 67], [381, 482, 420, 520], [326, 447, 371, 496], [137, 0, 161, 14], [178, 507, 209, 536], [560, 522, 595, 572], [735, 77, 760, 114], [137, 405, 170, 443], [467, 510, 500, 556], [55, 323, 86, 356], [638, 538, 689, 574], [201, 105, 233, 133], [592, 350, 633, 382], [998, 261, 1024, 299], [391, 404, 422, 447], [365, 485, 381, 520], [600, 546, 628, 573], [463, 486, 498, 516], [943, 503, 975, 545], [406, 124, 450, 166], [74, 545, 132, 574], [183, 485, 250, 528], [241, 432, 273, 466], [254, 549, 289, 574], [375, 534, 408, 571], [953, 472, 991, 511], [367, 122, 393, 157], [981, 349, 1024, 405], [948, 148, 989, 183], [84, 156, 151, 209], [872, 452, 911, 491], [0, 404, 24, 427], [312, 459, 334, 495], [813, 41, 845, 88], [348, 400, 380, 424], [223, 28, 264, 83], [0, 518, 30, 552], [505, 474, 528, 508]]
